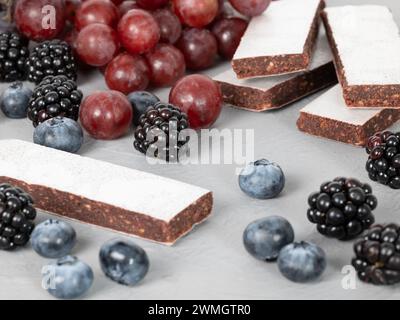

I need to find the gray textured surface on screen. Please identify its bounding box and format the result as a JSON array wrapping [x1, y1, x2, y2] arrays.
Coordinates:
[[1, 0, 400, 300]]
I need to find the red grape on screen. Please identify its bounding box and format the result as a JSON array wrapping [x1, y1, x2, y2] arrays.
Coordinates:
[[105, 52, 150, 94], [118, 9, 160, 54], [145, 44, 186, 87], [136, 0, 169, 10], [176, 28, 217, 70], [118, 1, 140, 16], [76, 23, 119, 66], [110, 0, 124, 4], [80, 91, 133, 140], [169, 74, 222, 129], [173, 0, 219, 28], [75, 0, 120, 31], [211, 17, 247, 59], [14, 0, 66, 41], [153, 8, 182, 44], [228, 0, 271, 17]]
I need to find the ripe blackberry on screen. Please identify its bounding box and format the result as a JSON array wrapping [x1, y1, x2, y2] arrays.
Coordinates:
[[0, 31, 29, 82], [27, 75, 83, 127], [0, 183, 36, 250], [365, 131, 400, 189], [352, 224, 400, 285], [26, 40, 77, 84], [133, 102, 189, 162], [307, 177, 377, 240]]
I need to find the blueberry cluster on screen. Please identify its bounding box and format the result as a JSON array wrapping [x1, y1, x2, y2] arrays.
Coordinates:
[[27, 75, 83, 127], [26, 40, 77, 84], [307, 177, 377, 240], [365, 131, 400, 189], [0, 183, 36, 250], [0, 31, 29, 82], [133, 102, 189, 162], [352, 224, 400, 285]]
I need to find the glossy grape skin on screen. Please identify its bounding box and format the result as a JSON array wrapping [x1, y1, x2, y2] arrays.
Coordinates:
[[76, 24, 119, 67], [75, 0, 120, 31], [145, 44, 185, 87], [228, 0, 271, 17], [105, 52, 150, 94], [136, 0, 169, 10], [80, 91, 133, 140], [211, 17, 247, 59], [173, 0, 219, 28], [118, 0, 140, 16], [169, 74, 222, 129], [153, 9, 182, 44], [118, 9, 160, 54], [176, 28, 218, 70], [14, 0, 66, 41]]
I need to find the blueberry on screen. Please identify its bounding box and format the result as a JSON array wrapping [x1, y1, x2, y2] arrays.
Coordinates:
[[33, 116, 83, 153], [31, 219, 76, 258], [127, 91, 160, 126], [45, 255, 93, 299], [99, 239, 149, 286], [239, 159, 285, 199], [277, 241, 326, 283], [0, 82, 32, 118], [243, 216, 294, 261]]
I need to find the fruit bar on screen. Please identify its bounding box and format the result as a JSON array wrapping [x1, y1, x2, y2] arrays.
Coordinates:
[[322, 5, 400, 108], [214, 28, 337, 112], [232, 0, 324, 79], [296, 85, 400, 146], [0, 140, 213, 245]]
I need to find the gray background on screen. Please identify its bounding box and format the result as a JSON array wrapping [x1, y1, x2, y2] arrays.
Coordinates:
[[1, 0, 400, 300]]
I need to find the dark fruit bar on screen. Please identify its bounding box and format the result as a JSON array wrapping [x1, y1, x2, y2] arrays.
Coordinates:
[[214, 28, 337, 112], [322, 5, 400, 108], [297, 86, 400, 146], [232, 0, 324, 79], [0, 140, 213, 245]]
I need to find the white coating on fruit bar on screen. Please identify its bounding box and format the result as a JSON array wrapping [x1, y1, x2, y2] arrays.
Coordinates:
[[0, 140, 210, 222], [300, 85, 382, 125], [324, 5, 400, 85], [233, 0, 321, 60], [215, 27, 331, 90]]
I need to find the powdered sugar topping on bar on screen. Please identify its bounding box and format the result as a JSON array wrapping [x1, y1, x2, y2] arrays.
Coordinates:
[[233, 0, 321, 59], [0, 140, 210, 222], [300, 85, 382, 125], [216, 27, 332, 90], [324, 5, 400, 85]]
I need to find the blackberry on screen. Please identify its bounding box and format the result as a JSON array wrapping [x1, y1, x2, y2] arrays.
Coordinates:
[[0, 31, 29, 82], [307, 177, 377, 240], [27, 75, 83, 127], [352, 224, 400, 285], [133, 102, 189, 162], [365, 131, 400, 189], [26, 40, 77, 84], [0, 183, 36, 250]]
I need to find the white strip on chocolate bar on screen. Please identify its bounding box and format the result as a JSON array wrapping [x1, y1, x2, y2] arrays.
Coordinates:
[[300, 85, 383, 125], [0, 140, 210, 223], [216, 27, 332, 92], [324, 5, 400, 85], [233, 0, 321, 59]]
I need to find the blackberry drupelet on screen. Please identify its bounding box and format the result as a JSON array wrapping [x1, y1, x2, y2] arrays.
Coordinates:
[[352, 224, 400, 285], [0, 31, 29, 82], [133, 102, 189, 162], [0, 183, 36, 250], [27, 75, 83, 127], [26, 40, 77, 84], [365, 131, 400, 189], [307, 177, 377, 240]]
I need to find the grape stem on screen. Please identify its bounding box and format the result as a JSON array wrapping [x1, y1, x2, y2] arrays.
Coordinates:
[[0, 0, 13, 22]]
